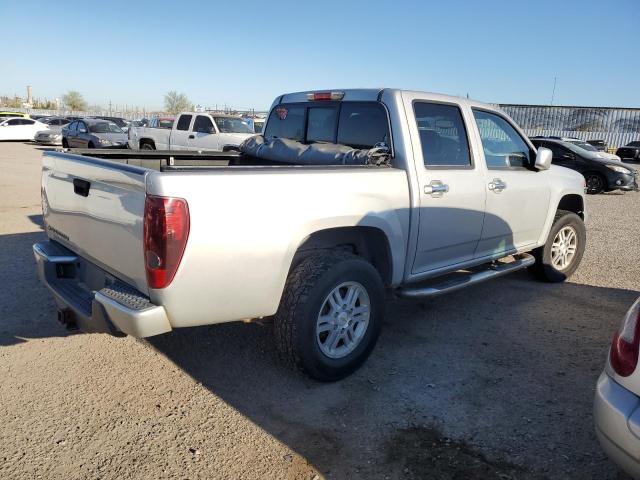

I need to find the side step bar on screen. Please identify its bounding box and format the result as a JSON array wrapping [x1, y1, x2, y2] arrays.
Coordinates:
[[397, 253, 535, 298]]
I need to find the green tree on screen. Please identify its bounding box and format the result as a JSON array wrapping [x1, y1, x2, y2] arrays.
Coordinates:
[[164, 91, 191, 114], [62, 91, 88, 111]]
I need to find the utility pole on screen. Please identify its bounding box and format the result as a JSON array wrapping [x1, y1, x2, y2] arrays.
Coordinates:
[[550, 77, 557, 105], [109, 100, 112, 116]]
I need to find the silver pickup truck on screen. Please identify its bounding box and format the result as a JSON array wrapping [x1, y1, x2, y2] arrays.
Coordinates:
[[34, 88, 587, 381]]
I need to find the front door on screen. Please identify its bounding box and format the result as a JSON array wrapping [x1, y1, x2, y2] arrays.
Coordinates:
[[470, 109, 551, 258], [402, 93, 487, 274], [187, 115, 219, 151]]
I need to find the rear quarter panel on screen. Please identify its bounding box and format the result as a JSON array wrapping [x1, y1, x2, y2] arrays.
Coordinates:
[[146, 167, 410, 327]]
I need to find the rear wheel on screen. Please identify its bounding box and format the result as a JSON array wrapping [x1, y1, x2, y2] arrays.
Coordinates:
[[274, 250, 385, 381], [585, 173, 605, 194], [530, 210, 586, 282], [87, 142, 95, 149], [62, 138, 68, 148], [141, 142, 155, 150]]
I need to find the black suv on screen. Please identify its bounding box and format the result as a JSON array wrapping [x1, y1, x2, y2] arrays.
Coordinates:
[[616, 141, 640, 163], [531, 138, 638, 194]]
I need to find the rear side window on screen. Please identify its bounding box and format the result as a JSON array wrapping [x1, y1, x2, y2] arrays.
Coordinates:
[[21, 119, 35, 125], [413, 102, 471, 167], [176, 115, 192, 131], [264, 101, 389, 149], [7, 119, 22, 126], [473, 109, 533, 169]]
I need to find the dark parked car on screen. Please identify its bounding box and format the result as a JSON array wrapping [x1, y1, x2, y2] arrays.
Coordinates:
[[531, 138, 638, 194], [62, 119, 128, 149], [616, 141, 640, 163]]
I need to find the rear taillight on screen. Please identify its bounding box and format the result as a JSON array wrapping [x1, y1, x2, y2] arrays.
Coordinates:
[[143, 195, 190, 289], [610, 298, 640, 376]]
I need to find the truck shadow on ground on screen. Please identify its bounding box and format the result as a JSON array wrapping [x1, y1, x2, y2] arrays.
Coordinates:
[[146, 275, 638, 479]]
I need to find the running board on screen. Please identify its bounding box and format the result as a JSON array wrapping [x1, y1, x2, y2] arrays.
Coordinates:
[[397, 253, 535, 298]]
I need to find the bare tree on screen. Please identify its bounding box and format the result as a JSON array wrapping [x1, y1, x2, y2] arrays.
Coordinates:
[[164, 91, 191, 114], [62, 91, 88, 111]]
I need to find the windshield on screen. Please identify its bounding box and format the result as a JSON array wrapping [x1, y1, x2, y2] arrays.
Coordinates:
[[568, 140, 597, 152], [89, 122, 123, 134], [213, 117, 253, 134]]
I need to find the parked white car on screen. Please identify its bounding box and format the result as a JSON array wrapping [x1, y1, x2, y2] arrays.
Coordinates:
[[595, 297, 640, 478], [129, 112, 254, 151], [0, 117, 49, 141]]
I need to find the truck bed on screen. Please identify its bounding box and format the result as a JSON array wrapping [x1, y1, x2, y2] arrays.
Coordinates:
[[61, 148, 387, 171]]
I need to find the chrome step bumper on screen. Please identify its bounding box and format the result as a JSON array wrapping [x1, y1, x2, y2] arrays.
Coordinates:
[[33, 241, 172, 338]]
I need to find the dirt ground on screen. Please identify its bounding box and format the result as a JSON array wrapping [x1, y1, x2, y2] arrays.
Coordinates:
[[1, 141, 639, 479]]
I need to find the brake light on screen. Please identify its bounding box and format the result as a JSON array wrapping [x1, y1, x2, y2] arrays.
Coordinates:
[[143, 195, 190, 289], [306, 91, 345, 101], [610, 298, 640, 376]]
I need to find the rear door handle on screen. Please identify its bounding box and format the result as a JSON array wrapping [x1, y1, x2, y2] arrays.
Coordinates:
[[424, 180, 449, 197], [73, 178, 90, 197], [488, 178, 507, 193]]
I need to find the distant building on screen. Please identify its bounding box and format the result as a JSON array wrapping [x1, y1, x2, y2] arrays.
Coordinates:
[[500, 104, 640, 148]]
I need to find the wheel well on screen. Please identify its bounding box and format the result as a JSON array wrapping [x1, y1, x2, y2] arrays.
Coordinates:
[[557, 194, 584, 219], [293, 227, 393, 285], [222, 145, 240, 152], [139, 138, 155, 148]]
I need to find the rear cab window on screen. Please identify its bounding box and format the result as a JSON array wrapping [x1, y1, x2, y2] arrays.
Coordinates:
[[264, 101, 390, 150]]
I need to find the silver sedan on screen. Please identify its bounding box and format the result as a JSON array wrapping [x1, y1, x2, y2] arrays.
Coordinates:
[[595, 297, 640, 478], [34, 117, 69, 145]]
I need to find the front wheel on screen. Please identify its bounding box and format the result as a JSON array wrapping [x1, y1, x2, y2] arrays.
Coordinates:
[[274, 250, 385, 381], [585, 173, 605, 194], [530, 210, 586, 282]]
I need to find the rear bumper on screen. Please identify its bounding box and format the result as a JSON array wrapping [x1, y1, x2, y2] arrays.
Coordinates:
[[594, 372, 640, 478], [33, 241, 172, 338]]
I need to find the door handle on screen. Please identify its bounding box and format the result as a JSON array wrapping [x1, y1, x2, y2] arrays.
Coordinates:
[[488, 178, 507, 193], [73, 178, 91, 197], [424, 180, 449, 197], [188, 134, 195, 139]]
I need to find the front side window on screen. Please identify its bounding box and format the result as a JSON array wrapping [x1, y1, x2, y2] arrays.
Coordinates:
[[176, 115, 192, 131], [77, 122, 87, 132], [21, 119, 35, 125], [414, 102, 471, 167], [473, 110, 532, 169], [193, 115, 214, 133]]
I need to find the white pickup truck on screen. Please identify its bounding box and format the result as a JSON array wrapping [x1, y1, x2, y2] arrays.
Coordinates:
[[129, 112, 255, 151], [34, 88, 587, 381]]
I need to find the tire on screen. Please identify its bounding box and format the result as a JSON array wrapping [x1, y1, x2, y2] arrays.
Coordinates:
[[274, 250, 385, 382], [141, 141, 155, 150], [584, 172, 605, 194], [62, 138, 68, 148], [530, 210, 586, 283], [87, 142, 95, 149]]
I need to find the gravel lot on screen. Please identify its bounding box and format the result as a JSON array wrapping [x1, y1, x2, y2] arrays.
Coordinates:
[[0, 141, 639, 479]]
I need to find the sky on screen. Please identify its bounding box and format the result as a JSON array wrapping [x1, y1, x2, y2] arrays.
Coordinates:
[[1, 0, 639, 111]]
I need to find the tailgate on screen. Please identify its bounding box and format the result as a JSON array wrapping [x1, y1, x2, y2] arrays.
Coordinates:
[[41, 152, 149, 294]]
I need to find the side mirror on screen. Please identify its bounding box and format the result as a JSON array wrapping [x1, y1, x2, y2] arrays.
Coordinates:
[[535, 147, 552, 171]]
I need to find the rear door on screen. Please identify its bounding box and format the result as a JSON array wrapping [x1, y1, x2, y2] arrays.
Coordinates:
[[402, 93, 487, 273], [187, 115, 220, 151], [471, 109, 551, 256], [170, 114, 193, 150]]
